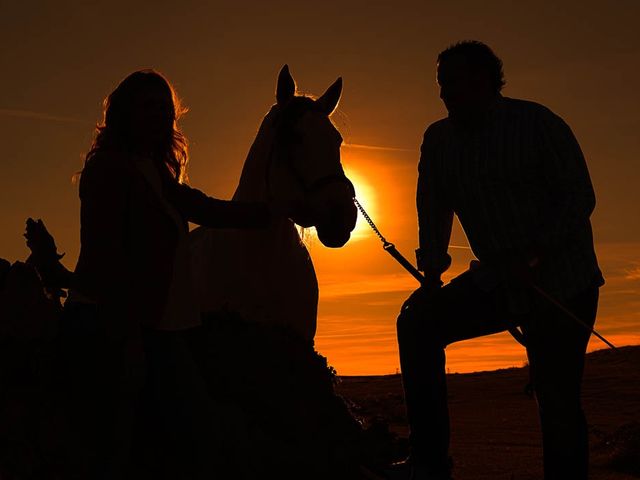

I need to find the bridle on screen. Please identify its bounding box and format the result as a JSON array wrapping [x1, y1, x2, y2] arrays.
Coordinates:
[[264, 103, 355, 202]]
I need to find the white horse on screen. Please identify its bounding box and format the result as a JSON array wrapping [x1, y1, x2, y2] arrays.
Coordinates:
[[189, 66, 356, 342]]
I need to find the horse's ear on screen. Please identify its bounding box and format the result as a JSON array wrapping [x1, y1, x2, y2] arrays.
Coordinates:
[[276, 65, 296, 104], [316, 77, 342, 116]]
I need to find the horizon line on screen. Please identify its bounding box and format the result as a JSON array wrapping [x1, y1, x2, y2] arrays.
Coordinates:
[[343, 142, 414, 152], [334, 343, 639, 377]]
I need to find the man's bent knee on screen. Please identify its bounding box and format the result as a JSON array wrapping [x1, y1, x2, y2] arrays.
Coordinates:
[[397, 303, 447, 349], [397, 302, 426, 336]]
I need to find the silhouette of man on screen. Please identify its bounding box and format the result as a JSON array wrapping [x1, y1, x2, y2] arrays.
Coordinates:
[[396, 41, 603, 480]]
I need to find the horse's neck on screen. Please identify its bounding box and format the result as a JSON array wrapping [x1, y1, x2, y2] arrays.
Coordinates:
[[232, 112, 301, 244], [233, 114, 273, 203]]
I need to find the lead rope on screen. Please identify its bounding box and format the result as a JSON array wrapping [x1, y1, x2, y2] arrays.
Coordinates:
[[353, 197, 617, 351], [353, 197, 425, 284]]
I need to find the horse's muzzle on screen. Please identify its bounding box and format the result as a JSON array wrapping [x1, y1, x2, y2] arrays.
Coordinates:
[[315, 200, 357, 248]]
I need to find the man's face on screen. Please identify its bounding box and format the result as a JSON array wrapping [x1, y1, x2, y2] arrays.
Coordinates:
[[437, 54, 493, 122]]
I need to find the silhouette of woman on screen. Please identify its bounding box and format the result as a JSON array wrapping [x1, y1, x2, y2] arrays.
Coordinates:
[[42, 70, 288, 479]]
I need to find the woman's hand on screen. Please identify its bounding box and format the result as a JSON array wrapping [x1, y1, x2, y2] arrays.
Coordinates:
[[24, 218, 72, 289], [268, 198, 314, 225], [25, 218, 60, 260]]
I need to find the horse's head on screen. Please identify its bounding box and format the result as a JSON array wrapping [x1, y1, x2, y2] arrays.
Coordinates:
[[266, 65, 357, 248]]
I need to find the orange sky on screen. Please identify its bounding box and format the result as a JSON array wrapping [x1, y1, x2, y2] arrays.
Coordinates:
[[1, 1, 639, 374]]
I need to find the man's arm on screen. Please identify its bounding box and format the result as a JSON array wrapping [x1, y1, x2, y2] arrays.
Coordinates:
[[536, 109, 596, 252], [416, 123, 453, 286]]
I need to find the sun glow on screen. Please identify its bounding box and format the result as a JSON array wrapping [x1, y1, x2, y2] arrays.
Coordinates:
[[344, 167, 378, 240]]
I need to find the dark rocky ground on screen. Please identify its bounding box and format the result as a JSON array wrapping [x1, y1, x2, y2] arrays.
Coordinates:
[[1, 259, 638, 479], [337, 345, 640, 479]]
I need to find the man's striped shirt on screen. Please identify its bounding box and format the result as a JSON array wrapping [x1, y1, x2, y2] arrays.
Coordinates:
[[416, 96, 603, 313]]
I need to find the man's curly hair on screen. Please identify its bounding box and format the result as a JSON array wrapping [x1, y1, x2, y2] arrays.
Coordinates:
[[438, 41, 506, 93]]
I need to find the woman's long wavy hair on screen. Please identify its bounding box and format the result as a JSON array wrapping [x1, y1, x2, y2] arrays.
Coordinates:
[[84, 69, 189, 182]]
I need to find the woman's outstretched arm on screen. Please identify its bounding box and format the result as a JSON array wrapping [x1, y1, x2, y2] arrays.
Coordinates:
[[168, 182, 276, 229]]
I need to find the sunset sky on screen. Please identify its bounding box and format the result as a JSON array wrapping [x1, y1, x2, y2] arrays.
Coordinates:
[[1, 1, 638, 374]]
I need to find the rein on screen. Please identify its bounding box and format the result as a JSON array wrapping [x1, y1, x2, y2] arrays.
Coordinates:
[[354, 198, 424, 283]]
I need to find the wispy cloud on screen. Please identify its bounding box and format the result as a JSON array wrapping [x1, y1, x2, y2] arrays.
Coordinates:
[[319, 267, 471, 299], [321, 273, 416, 298], [343, 142, 414, 153], [625, 265, 640, 281], [0, 108, 88, 124]]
